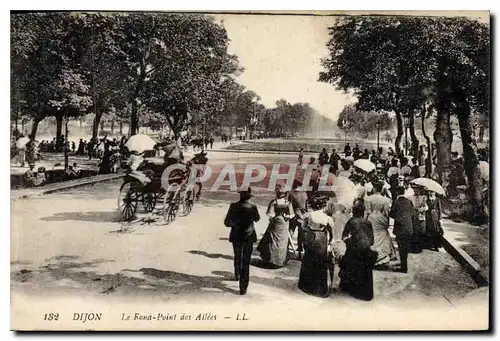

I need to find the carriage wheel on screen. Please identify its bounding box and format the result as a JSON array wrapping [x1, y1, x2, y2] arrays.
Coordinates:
[[118, 181, 139, 221], [182, 199, 193, 216], [163, 189, 179, 224], [163, 202, 178, 224], [182, 188, 195, 216], [142, 193, 157, 213]]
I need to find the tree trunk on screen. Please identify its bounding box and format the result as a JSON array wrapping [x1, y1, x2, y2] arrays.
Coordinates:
[[394, 111, 403, 154], [130, 101, 139, 136], [421, 105, 432, 177], [409, 112, 419, 157], [100, 120, 105, 133], [55, 114, 63, 152], [56, 114, 63, 140], [433, 104, 453, 187], [110, 120, 115, 136], [478, 125, 484, 143], [92, 112, 102, 140], [119, 121, 123, 135], [30, 118, 41, 140], [457, 100, 486, 224]]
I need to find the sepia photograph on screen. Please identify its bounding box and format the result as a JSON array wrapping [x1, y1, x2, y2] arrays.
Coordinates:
[[9, 9, 490, 331]]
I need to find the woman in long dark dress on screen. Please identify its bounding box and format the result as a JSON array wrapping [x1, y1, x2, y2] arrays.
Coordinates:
[[339, 200, 377, 301], [257, 183, 295, 268], [425, 191, 443, 251], [298, 206, 334, 297], [98, 143, 112, 174]]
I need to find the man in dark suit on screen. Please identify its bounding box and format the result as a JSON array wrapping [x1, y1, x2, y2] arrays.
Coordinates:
[[224, 187, 260, 295], [389, 186, 414, 273]]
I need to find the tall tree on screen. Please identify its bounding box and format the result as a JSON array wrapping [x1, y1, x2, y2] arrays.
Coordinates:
[[319, 16, 434, 154], [436, 18, 489, 223], [143, 14, 241, 140], [11, 12, 72, 139]]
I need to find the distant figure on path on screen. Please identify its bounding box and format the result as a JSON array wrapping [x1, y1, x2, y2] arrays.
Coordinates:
[[352, 144, 360, 160], [318, 148, 329, 167], [298, 148, 304, 165], [344, 143, 351, 157], [329, 149, 340, 174]]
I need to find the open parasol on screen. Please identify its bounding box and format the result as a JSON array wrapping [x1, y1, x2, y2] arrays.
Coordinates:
[[479, 161, 489, 182], [16, 137, 30, 149], [410, 177, 446, 196], [331, 176, 357, 208], [125, 134, 157, 154], [353, 159, 376, 173]]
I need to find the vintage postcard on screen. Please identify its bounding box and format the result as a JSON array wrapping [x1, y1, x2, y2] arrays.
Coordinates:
[[10, 10, 490, 331]]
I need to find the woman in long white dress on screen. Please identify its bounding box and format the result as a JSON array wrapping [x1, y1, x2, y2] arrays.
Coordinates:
[[364, 181, 397, 266]]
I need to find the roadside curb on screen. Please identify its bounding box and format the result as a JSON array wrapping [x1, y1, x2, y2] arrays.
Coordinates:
[[440, 234, 489, 287], [11, 174, 124, 201]]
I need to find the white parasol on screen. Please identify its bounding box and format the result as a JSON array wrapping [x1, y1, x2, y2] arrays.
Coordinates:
[[353, 159, 376, 173], [410, 177, 446, 196], [479, 161, 489, 182], [16, 137, 30, 149], [125, 134, 157, 153], [331, 176, 357, 208]]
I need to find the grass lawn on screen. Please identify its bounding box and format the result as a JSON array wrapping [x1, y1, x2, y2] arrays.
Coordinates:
[[225, 139, 392, 153]]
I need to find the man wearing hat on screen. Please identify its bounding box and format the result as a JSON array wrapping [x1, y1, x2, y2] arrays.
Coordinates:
[[224, 187, 261, 295], [389, 186, 414, 273]]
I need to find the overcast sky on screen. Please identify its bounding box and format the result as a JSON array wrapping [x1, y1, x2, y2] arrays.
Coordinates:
[[214, 11, 489, 122], [215, 14, 356, 122]]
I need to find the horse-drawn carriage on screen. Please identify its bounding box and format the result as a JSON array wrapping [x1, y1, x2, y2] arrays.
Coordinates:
[[117, 136, 205, 224]]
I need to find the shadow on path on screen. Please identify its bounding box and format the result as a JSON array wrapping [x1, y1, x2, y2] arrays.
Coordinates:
[[187, 250, 233, 261], [41, 211, 119, 223]]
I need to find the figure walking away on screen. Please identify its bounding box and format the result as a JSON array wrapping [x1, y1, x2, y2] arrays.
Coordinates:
[[257, 182, 295, 268], [298, 203, 334, 298], [364, 181, 397, 267], [339, 200, 377, 301], [224, 187, 260, 295]]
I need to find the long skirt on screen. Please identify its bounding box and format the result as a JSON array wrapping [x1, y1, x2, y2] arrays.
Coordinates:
[[339, 248, 377, 301], [372, 227, 397, 265], [298, 230, 329, 297], [257, 217, 289, 267], [425, 210, 442, 250], [411, 219, 426, 252]]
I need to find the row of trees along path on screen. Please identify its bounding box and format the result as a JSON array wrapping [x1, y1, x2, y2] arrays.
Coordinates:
[[319, 16, 489, 224], [11, 12, 333, 144]]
